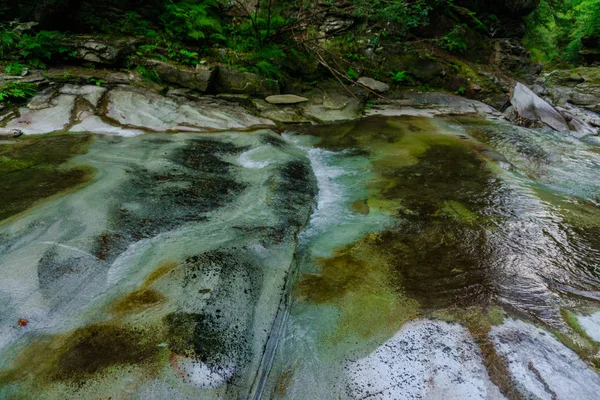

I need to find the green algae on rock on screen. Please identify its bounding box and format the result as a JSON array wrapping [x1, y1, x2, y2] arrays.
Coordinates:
[[0, 133, 95, 223]]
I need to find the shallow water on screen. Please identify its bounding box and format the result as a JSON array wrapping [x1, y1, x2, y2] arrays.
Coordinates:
[[0, 116, 599, 399]]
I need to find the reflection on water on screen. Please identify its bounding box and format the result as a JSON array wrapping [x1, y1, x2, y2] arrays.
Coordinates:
[[1, 116, 600, 399]]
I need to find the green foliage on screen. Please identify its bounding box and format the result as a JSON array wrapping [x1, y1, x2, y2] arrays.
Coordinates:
[[0, 27, 17, 59], [440, 24, 467, 53], [390, 70, 408, 83], [347, 68, 359, 80], [525, 0, 600, 64], [349, 0, 434, 34], [4, 63, 26, 76], [161, 0, 223, 42], [89, 77, 105, 87], [456, 86, 466, 95], [0, 81, 37, 103], [137, 65, 162, 83], [18, 31, 69, 68]]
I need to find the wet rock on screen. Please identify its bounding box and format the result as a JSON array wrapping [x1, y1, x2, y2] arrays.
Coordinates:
[[490, 319, 600, 400], [216, 65, 280, 97], [147, 60, 217, 92], [357, 77, 389, 93], [510, 83, 569, 132], [64, 35, 141, 66], [60, 84, 106, 108], [5, 94, 75, 134], [0, 128, 22, 139], [545, 68, 600, 113], [490, 39, 542, 78], [265, 94, 309, 105], [346, 320, 505, 399], [70, 111, 143, 137], [105, 86, 274, 132]]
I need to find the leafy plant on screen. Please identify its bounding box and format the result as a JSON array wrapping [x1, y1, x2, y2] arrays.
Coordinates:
[[347, 68, 359, 80], [441, 24, 467, 53], [161, 0, 224, 43], [0, 81, 37, 103], [456, 86, 466, 95], [18, 31, 69, 68], [349, 0, 433, 35], [390, 70, 408, 83], [89, 77, 105, 87], [137, 65, 162, 83], [0, 26, 17, 58], [4, 62, 26, 76]]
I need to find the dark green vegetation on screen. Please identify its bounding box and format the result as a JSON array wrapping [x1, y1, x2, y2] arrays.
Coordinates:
[[525, 0, 600, 64], [0, 134, 94, 223], [0, 0, 561, 91]]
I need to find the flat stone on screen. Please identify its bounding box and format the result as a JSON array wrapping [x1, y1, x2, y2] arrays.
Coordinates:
[[357, 77, 390, 93], [148, 60, 217, 93], [265, 94, 309, 105]]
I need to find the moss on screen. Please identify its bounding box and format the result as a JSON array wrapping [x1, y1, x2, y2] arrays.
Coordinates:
[[297, 233, 420, 342], [0, 133, 95, 223]]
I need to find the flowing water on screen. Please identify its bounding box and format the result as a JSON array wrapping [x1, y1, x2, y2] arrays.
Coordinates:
[[1, 115, 600, 399]]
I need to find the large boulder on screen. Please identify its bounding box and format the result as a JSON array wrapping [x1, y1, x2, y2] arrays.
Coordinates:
[[147, 60, 217, 93], [216, 66, 280, 97], [510, 83, 569, 132]]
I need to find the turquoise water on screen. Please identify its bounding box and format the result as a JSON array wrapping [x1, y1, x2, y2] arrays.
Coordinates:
[[1, 116, 600, 399]]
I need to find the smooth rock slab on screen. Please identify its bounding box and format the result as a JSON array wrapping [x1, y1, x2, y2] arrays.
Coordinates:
[[5, 94, 75, 134], [265, 94, 309, 105], [490, 318, 600, 400], [105, 86, 275, 132], [357, 77, 390, 93], [346, 320, 505, 400]]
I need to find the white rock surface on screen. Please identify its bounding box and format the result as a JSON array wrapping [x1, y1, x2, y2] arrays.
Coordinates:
[[6, 94, 75, 134], [70, 111, 144, 137], [60, 84, 107, 107], [346, 320, 505, 400], [577, 311, 600, 342], [490, 318, 600, 400], [106, 87, 275, 132], [511, 83, 570, 132]]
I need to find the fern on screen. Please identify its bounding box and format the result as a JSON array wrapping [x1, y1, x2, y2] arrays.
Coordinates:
[[0, 82, 37, 103], [162, 0, 223, 43]]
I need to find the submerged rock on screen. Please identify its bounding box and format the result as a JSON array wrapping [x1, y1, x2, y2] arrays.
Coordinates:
[[510, 83, 570, 132]]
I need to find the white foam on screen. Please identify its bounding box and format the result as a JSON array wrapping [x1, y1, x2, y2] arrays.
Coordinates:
[[237, 146, 274, 169], [490, 318, 600, 400], [346, 320, 505, 400]]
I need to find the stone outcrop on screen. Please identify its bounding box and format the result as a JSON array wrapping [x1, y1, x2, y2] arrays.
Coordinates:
[[64, 36, 141, 66], [509, 83, 569, 132], [216, 66, 280, 97], [545, 68, 600, 113], [265, 95, 309, 105], [147, 60, 217, 92]]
